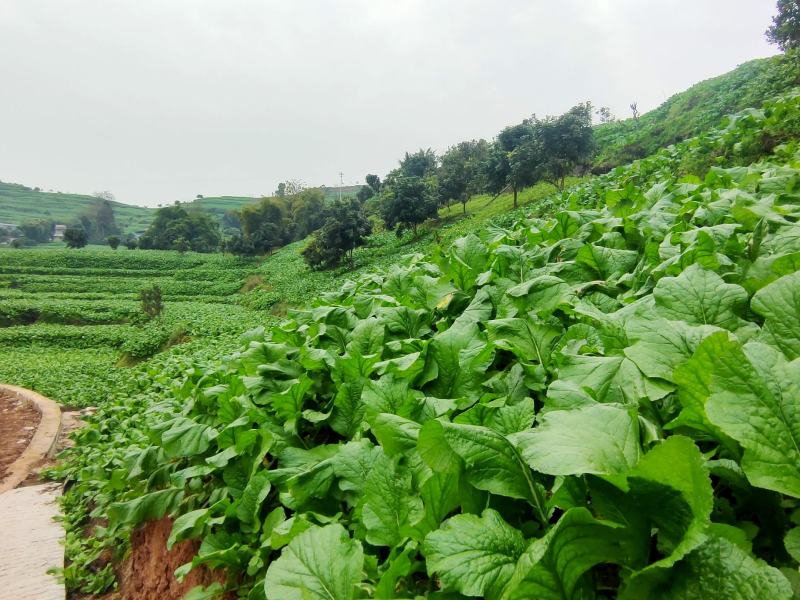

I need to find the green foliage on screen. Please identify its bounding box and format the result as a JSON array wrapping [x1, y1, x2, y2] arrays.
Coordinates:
[[106, 235, 120, 250], [534, 102, 595, 189], [302, 199, 372, 269], [63, 227, 88, 249], [138, 205, 221, 253], [48, 92, 800, 598], [381, 175, 439, 236], [140, 284, 164, 320], [767, 1, 800, 50], [19, 218, 54, 243], [593, 54, 800, 171], [438, 139, 490, 212]]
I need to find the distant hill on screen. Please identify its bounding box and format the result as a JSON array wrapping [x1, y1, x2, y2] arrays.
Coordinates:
[[0, 181, 362, 234], [593, 53, 799, 171], [320, 185, 361, 201], [0, 181, 153, 234]]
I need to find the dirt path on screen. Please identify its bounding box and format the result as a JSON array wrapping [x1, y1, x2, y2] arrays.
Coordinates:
[[0, 390, 41, 482]]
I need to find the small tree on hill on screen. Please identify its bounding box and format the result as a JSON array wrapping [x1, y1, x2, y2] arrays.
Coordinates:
[[140, 284, 163, 320], [64, 227, 88, 249], [438, 139, 490, 213], [107, 235, 120, 250], [535, 102, 595, 189], [484, 123, 539, 209], [381, 175, 439, 237], [767, 0, 800, 50], [303, 199, 372, 269], [125, 235, 138, 250]]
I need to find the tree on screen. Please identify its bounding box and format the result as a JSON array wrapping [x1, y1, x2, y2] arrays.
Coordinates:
[[767, 0, 800, 50], [64, 227, 88, 249], [239, 197, 291, 255], [381, 175, 439, 237], [365, 174, 381, 194], [290, 188, 327, 238], [138, 205, 220, 252], [303, 199, 372, 269], [484, 123, 539, 208], [357, 174, 383, 203], [399, 149, 438, 178], [140, 284, 163, 319], [630, 102, 640, 121], [357, 185, 375, 202], [275, 179, 305, 198], [125, 235, 138, 250], [595, 106, 615, 124], [438, 139, 490, 213], [107, 235, 121, 250], [93, 191, 115, 202], [534, 102, 595, 189], [19, 219, 54, 243]]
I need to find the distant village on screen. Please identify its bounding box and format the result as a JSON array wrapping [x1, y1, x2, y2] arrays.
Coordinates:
[[0, 222, 67, 245]]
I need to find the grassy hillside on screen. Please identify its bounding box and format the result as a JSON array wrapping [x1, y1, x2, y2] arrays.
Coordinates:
[[0, 181, 153, 233], [593, 52, 799, 170]]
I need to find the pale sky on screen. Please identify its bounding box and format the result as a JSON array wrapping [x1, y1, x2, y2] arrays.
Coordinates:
[[0, 1, 779, 207]]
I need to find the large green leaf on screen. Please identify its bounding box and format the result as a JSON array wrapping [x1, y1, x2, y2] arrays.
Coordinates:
[[623, 534, 792, 600], [360, 452, 424, 547], [703, 336, 800, 497], [427, 322, 494, 400], [751, 271, 800, 359], [486, 317, 560, 367], [502, 508, 627, 600], [514, 404, 640, 476], [653, 264, 748, 331], [423, 509, 526, 600], [439, 421, 547, 523], [108, 488, 184, 529], [617, 436, 714, 593], [263, 524, 364, 600]]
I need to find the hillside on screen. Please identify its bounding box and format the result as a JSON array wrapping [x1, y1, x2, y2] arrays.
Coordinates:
[[0, 181, 153, 234], [0, 181, 361, 234], [593, 52, 799, 170], [47, 89, 800, 598]]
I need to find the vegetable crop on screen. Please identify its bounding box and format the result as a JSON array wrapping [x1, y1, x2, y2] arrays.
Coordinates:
[[52, 92, 800, 599]]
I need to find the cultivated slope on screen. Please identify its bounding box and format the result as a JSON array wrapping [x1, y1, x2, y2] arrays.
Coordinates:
[[53, 91, 800, 598]]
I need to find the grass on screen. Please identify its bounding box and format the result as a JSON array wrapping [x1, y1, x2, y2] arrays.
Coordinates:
[[0, 181, 153, 234]]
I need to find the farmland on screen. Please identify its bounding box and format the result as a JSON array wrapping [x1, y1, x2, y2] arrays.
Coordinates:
[[0, 246, 269, 407], [28, 88, 800, 599]]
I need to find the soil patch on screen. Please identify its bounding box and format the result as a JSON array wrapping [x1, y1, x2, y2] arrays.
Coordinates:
[[99, 517, 233, 600], [0, 390, 41, 482]]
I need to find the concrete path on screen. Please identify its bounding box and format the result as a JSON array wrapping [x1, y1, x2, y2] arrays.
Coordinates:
[[0, 483, 64, 599], [0, 385, 66, 599]]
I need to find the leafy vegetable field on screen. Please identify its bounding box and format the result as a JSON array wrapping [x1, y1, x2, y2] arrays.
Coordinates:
[[52, 91, 800, 599], [0, 247, 265, 407]]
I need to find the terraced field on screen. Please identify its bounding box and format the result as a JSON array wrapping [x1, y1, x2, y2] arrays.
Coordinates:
[[0, 247, 268, 407]]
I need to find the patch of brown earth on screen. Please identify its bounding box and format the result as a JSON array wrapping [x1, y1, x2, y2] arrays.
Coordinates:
[[0, 390, 41, 482], [106, 517, 233, 600]]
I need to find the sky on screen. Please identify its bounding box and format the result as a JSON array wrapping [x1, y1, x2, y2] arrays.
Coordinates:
[[0, 1, 780, 207]]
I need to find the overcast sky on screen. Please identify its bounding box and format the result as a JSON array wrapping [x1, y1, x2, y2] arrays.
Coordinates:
[[0, 1, 779, 207]]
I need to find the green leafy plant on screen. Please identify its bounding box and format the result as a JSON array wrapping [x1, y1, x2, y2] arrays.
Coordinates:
[[49, 91, 800, 598]]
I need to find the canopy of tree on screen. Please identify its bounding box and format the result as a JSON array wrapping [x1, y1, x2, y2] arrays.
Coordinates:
[[64, 227, 88, 249], [302, 198, 372, 269], [767, 0, 800, 50], [138, 205, 221, 253]]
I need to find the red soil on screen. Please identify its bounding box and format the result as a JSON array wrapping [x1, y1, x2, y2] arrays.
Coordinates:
[[0, 390, 41, 482]]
